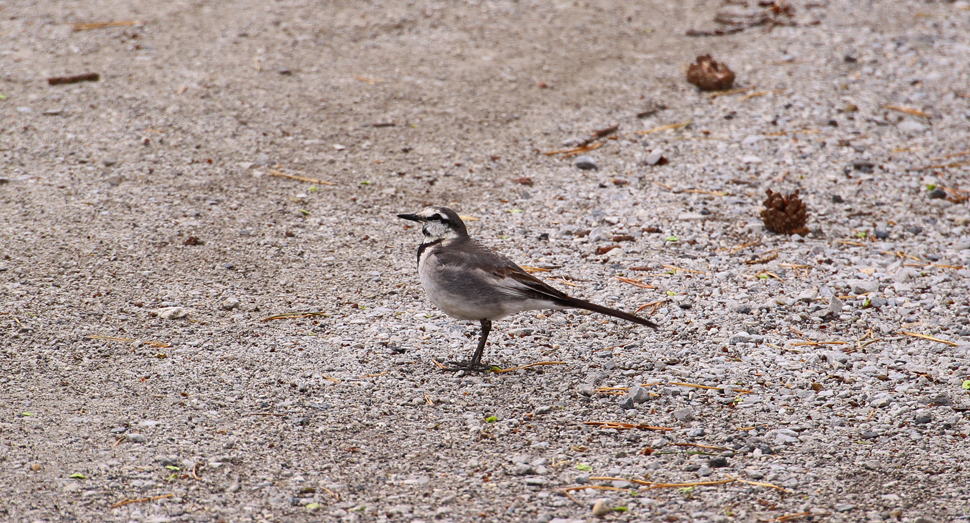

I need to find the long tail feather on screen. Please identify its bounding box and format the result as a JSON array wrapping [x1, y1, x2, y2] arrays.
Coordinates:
[[557, 296, 658, 328]]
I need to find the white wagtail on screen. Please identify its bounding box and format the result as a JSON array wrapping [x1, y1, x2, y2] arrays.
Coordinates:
[[398, 206, 658, 371]]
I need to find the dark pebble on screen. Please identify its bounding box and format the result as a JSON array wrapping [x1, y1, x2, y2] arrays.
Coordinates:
[[831, 195, 844, 203], [914, 415, 932, 425], [873, 229, 889, 239], [709, 456, 729, 468], [906, 226, 923, 235], [928, 188, 947, 199]]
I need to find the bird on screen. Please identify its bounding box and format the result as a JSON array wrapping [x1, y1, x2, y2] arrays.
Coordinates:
[[397, 206, 658, 371]]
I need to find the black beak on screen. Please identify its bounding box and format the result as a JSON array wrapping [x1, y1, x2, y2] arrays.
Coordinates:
[[397, 213, 421, 222]]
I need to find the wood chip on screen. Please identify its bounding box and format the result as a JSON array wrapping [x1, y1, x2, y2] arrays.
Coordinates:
[[543, 142, 603, 157], [73, 20, 143, 31], [636, 120, 692, 135], [268, 169, 335, 185], [110, 493, 174, 509], [739, 89, 786, 102], [883, 104, 931, 118], [704, 86, 754, 99], [354, 76, 385, 85]]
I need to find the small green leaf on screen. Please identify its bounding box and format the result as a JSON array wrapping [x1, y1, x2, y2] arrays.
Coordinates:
[[306, 503, 321, 511], [758, 274, 770, 280], [665, 236, 679, 242], [70, 473, 86, 479], [678, 486, 694, 494], [299, 209, 310, 216], [507, 209, 523, 213], [665, 269, 676, 275], [165, 465, 180, 471], [309, 186, 319, 193], [0, 93, 7, 100], [576, 463, 592, 471], [733, 396, 743, 404], [629, 489, 638, 497], [665, 290, 676, 296], [862, 298, 872, 308], [352, 505, 366, 512], [360, 181, 371, 185], [927, 184, 936, 191], [166, 473, 178, 481], [614, 506, 629, 512], [962, 380, 970, 390], [21, 412, 34, 417], [499, 235, 510, 240], [855, 231, 867, 238], [485, 416, 498, 423]]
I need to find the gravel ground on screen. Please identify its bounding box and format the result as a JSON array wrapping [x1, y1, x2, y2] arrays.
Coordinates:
[[2, 0, 970, 522]]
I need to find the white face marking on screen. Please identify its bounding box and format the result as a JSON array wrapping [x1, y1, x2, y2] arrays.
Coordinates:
[[416, 207, 461, 240]]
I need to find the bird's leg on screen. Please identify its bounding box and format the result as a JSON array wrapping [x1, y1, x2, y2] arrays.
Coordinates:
[[441, 319, 493, 372]]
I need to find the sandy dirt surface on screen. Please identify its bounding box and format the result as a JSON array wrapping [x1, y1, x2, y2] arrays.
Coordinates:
[[2, 0, 970, 522]]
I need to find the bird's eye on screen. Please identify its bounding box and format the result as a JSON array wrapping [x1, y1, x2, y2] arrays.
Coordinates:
[[431, 214, 443, 221]]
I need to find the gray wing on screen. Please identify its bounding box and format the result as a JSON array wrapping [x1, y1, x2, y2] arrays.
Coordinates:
[[432, 237, 571, 303]]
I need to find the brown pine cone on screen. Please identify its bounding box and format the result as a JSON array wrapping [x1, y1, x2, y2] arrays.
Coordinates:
[[686, 55, 736, 92], [761, 189, 809, 235]]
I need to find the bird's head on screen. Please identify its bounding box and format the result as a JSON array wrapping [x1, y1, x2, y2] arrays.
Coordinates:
[[397, 206, 468, 240]]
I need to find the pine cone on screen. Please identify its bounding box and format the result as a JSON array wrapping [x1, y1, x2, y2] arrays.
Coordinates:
[[686, 55, 735, 92], [761, 189, 809, 235]]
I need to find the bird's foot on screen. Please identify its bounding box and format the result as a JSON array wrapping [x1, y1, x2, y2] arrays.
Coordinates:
[[436, 359, 495, 373]]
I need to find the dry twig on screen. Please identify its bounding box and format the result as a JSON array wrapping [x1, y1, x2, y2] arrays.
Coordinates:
[[636, 120, 692, 135], [268, 169, 335, 185], [900, 332, 958, 347], [73, 20, 143, 31], [87, 335, 170, 348], [492, 361, 567, 373], [110, 493, 174, 509]]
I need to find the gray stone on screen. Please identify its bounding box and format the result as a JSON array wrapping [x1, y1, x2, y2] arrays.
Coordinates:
[[591, 498, 613, 517], [825, 297, 843, 316], [155, 307, 189, 320], [870, 393, 892, 408], [708, 456, 728, 468], [127, 433, 147, 443], [221, 297, 241, 310], [645, 151, 664, 165], [896, 120, 927, 134], [672, 408, 695, 422], [868, 296, 888, 308], [625, 385, 651, 404], [796, 289, 818, 303], [848, 279, 878, 294], [835, 504, 856, 513], [588, 227, 610, 242], [574, 156, 598, 170]]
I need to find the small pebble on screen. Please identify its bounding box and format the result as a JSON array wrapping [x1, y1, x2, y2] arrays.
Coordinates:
[[574, 156, 598, 170]]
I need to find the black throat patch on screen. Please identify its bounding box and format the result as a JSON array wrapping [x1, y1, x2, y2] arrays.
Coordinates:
[[416, 239, 443, 266]]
